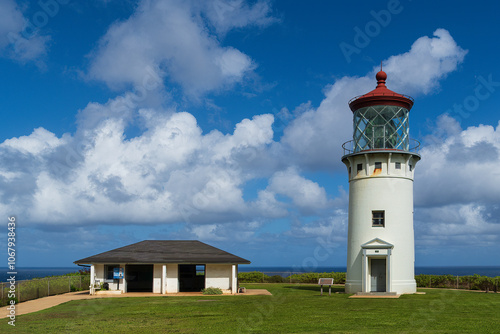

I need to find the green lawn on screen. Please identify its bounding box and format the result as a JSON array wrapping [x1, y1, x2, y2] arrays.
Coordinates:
[[2, 284, 499, 333]]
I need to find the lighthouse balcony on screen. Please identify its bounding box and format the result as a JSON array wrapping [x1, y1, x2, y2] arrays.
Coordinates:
[[341, 138, 421, 157]]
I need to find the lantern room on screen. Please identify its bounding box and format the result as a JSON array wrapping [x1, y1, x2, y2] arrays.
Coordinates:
[[347, 70, 414, 153]]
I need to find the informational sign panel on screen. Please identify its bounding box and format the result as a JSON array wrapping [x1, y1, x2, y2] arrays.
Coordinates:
[[113, 267, 124, 279], [318, 278, 334, 285]]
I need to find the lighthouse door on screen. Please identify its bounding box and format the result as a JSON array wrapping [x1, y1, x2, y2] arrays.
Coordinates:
[[370, 259, 386, 292]]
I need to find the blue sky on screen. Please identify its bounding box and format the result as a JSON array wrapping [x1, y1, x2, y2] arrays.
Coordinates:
[[1, 0, 499, 269]]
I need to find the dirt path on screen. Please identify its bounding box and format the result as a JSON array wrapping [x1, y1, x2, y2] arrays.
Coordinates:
[[1, 289, 272, 318]]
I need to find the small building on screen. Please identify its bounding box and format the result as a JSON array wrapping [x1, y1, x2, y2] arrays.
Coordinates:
[[74, 240, 250, 294]]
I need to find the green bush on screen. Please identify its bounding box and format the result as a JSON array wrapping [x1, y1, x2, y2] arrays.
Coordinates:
[[289, 272, 345, 284], [238, 271, 269, 283], [202, 287, 223, 295]]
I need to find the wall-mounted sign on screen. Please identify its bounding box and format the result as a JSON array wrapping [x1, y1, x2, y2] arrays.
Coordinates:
[[113, 267, 124, 279]]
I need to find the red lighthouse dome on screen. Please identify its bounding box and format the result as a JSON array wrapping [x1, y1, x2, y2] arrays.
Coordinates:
[[348, 71, 414, 112]]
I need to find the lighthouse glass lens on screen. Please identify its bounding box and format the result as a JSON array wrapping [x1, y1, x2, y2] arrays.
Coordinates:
[[353, 105, 409, 152]]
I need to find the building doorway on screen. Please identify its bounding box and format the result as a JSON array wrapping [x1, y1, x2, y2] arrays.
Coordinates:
[[178, 264, 205, 292], [126, 264, 153, 292], [370, 259, 386, 292]]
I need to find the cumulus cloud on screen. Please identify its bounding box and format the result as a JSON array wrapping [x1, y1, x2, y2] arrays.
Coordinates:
[[200, 0, 278, 35], [382, 29, 468, 95], [87, 0, 274, 97], [0, 28, 476, 250], [280, 28, 467, 170], [416, 116, 500, 207], [0, 95, 280, 225], [266, 167, 329, 214], [410, 116, 500, 250], [0, 0, 51, 62]]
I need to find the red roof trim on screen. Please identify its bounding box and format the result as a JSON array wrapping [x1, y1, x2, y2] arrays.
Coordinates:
[[348, 71, 414, 112]]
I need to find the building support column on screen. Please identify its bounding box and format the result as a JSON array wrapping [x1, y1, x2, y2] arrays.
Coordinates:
[[120, 263, 126, 293], [231, 265, 237, 294], [90, 265, 95, 295], [162, 265, 167, 294], [386, 250, 392, 293], [361, 251, 368, 292]]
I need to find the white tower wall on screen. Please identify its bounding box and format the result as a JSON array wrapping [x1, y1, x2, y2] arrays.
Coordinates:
[[343, 152, 419, 294]]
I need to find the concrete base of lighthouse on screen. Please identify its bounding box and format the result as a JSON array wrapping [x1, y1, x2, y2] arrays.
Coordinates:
[[345, 238, 416, 295]]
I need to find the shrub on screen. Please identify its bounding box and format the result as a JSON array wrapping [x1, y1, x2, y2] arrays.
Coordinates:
[[70, 284, 83, 292], [238, 271, 269, 283], [202, 287, 223, 295]]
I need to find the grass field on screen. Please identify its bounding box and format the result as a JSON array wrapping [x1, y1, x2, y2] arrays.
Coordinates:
[[1, 284, 499, 333]]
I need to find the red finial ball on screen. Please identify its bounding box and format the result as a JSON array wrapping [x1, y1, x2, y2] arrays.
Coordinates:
[[376, 70, 387, 82]]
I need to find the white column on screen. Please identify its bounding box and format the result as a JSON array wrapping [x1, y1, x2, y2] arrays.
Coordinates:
[[361, 252, 368, 293], [90, 265, 95, 295], [162, 265, 167, 294], [231, 265, 237, 294], [120, 264, 126, 293], [386, 251, 392, 293]]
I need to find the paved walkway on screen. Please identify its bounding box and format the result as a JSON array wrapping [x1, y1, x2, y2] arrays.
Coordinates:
[[0, 289, 272, 318]]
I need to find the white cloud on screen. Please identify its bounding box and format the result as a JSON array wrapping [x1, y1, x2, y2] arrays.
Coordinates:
[[1, 127, 62, 155], [0, 0, 50, 62], [410, 116, 500, 249], [382, 29, 468, 95], [280, 28, 467, 170], [87, 0, 274, 97], [0, 96, 280, 225], [267, 167, 329, 213], [416, 117, 500, 207], [201, 0, 277, 35], [0, 28, 479, 250]]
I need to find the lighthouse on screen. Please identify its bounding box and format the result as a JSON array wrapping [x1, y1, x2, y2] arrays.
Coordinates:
[[341, 69, 420, 294]]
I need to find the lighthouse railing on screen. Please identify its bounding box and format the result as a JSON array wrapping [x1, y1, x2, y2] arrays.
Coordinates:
[[342, 138, 420, 156]]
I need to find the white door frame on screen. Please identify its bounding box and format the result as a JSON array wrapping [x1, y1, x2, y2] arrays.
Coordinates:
[[361, 238, 394, 293]]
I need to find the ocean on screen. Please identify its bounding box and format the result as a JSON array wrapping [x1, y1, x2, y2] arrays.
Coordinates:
[[1, 266, 500, 283]]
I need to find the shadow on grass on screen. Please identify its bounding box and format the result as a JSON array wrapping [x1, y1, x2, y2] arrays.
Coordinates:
[[282, 285, 345, 293]]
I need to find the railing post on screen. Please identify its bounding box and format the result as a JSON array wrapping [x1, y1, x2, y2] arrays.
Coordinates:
[[48, 278, 50, 296]]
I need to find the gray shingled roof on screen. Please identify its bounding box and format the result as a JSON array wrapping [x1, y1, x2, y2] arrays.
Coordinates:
[[74, 240, 250, 265]]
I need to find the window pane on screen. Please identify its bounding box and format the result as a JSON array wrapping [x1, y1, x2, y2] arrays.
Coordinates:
[[372, 211, 385, 227]]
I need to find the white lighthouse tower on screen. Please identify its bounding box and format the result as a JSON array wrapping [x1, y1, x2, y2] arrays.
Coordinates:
[[342, 69, 420, 294]]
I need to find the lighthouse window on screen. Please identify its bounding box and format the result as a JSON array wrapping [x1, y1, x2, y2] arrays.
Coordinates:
[[357, 164, 363, 172], [372, 211, 385, 227], [375, 162, 382, 170], [395, 162, 401, 169]]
